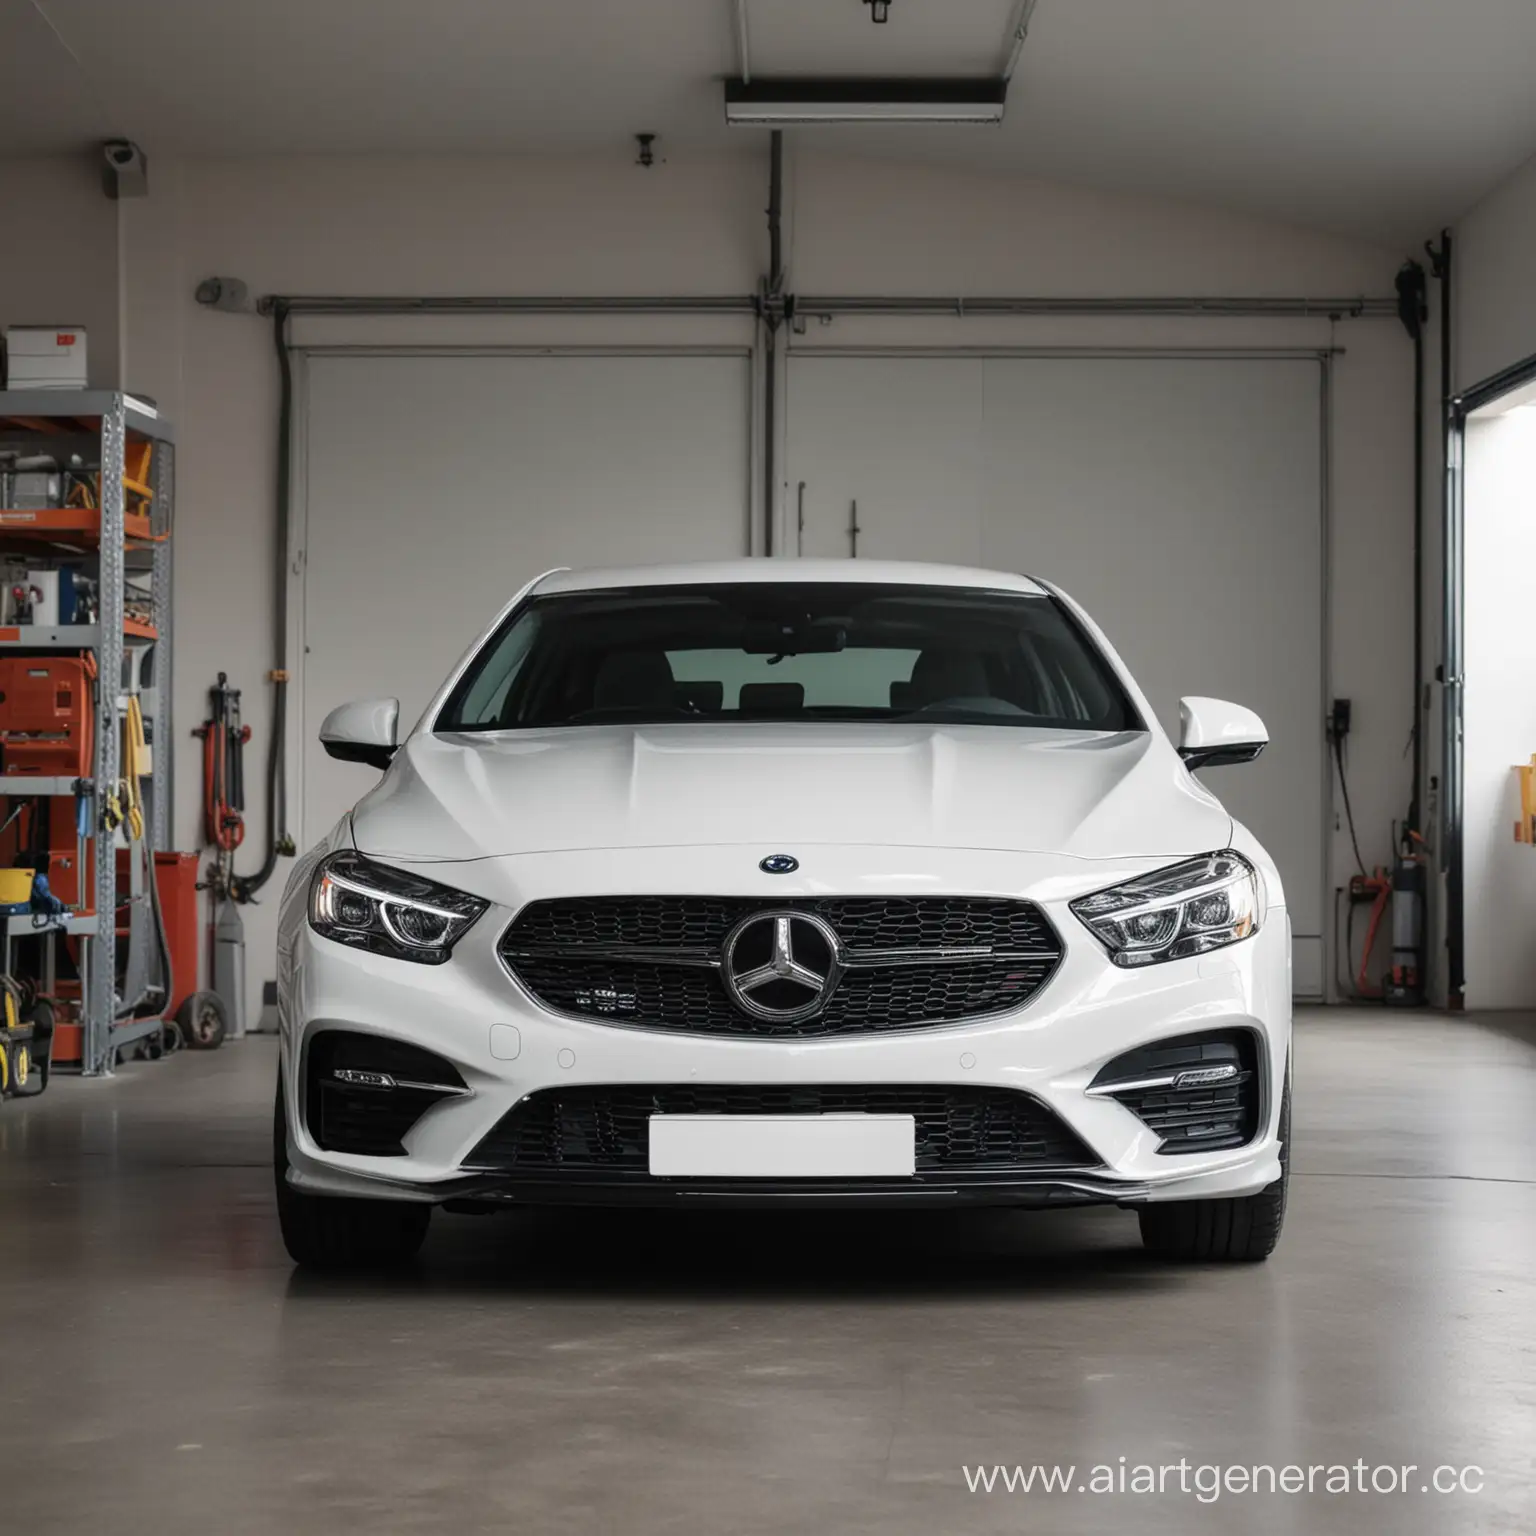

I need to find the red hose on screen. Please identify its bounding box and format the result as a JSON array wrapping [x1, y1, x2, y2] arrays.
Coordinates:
[[203, 721, 245, 852]]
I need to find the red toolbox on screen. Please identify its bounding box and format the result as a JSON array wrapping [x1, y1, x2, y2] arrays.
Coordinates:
[[0, 655, 94, 778]]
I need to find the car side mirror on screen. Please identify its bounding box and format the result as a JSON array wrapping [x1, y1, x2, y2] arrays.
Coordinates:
[[1178, 696, 1267, 771], [320, 698, 399, 771]]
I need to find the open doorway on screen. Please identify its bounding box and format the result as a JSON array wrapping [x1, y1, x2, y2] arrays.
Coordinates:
[[1460, 379, 1536, 1007]]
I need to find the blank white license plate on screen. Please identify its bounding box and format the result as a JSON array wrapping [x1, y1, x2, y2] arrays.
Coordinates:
[[648, 1113, 917, 1178]]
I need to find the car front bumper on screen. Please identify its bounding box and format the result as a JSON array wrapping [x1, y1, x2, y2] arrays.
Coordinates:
[[278, 844, 1291, 1210]]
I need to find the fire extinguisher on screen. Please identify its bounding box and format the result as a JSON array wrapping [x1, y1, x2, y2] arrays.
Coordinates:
[[1384, 832, 1427, 1007]]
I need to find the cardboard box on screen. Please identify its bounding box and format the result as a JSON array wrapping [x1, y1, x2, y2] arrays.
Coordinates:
[[5, 327, 88, 390]]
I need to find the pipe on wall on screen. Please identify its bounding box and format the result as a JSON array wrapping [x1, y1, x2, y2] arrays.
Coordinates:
[[762, 130, 784, 556], [1432, 229, 1463, 1005], [1413, 308, 1425, 837], [794, 295, 1401, 319], [258, 296, 759, 316], [257, 295, 1399, 320], [1395, 259, 1429, 842], [229, 301, 292, 901], [735, 0, 752, 85]]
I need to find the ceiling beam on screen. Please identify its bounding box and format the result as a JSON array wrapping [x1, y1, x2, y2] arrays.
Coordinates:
[[1000, 0, 1042, 81]]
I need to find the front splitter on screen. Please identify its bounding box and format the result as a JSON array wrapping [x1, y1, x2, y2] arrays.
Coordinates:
[[438, 1171, 1153, 1211]]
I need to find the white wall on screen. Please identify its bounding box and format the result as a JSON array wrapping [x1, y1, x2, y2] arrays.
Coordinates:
[[0, 156, 119, 386], [789, 156, 1399, 295], [1462, 407, 1536, 1006], [1456, 149, 1536, 391], [118, 153, 767, 1026], [786, 156, 1414, 998], [1, 148, 1415, 1017]]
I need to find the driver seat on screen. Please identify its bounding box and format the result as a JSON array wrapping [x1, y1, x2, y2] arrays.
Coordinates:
[[591, 651, 676, 712]]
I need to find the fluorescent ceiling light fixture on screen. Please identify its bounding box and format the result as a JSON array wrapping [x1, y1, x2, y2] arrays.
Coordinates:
[[724, 77, 1007, 125]]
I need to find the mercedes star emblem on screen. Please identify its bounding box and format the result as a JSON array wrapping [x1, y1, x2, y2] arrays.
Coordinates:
[[721, 910, 842, 1022]]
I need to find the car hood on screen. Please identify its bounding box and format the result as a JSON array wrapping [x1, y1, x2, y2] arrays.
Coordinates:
[[349, 723, 1230, 864]]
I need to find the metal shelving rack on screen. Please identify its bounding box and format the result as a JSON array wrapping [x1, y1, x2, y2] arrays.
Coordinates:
[[0, 391, 175, 1075]]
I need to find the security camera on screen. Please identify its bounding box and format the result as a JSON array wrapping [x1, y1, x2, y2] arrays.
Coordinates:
[[100, 139, 149, 199], [194, 277, 252, 313]]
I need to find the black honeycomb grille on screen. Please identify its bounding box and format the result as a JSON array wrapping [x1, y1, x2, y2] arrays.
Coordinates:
[[506, 896, 1056, 953], [466, 1084, 1099, 1176], [500, 897, 1061, 1038]]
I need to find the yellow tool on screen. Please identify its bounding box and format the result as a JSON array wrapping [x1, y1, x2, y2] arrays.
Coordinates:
[[119, 694, 148, 842], [63, 439, 157, 519], [1514, 755, 1536, 844], [0, 976, 37, 1101]]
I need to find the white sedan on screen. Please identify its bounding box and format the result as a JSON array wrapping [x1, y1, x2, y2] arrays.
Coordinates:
[[274, 560, 1290, 1269]]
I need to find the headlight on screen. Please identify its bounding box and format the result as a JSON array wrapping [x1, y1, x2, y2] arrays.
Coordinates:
[[1070, 851, 1262, 967], [308, 851, 487, 965]]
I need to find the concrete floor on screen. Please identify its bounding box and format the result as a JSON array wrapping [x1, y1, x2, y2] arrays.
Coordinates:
[[1, 1009, 1533, 1535]]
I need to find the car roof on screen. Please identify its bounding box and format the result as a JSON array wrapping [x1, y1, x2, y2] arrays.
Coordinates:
[[529, 559, 1049, 597]]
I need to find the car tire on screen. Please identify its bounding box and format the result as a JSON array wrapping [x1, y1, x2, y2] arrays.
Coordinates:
[[273, 1072, 430, 1271], [178, 990, 228, 1051], [1137, 1072, 1290, 1263]]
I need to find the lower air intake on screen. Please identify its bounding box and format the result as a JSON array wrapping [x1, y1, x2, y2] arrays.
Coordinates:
[[465, 1083, 1099, 1178], [305, 1030, 467, 1157], [1090, 1030, 1261, 1154]]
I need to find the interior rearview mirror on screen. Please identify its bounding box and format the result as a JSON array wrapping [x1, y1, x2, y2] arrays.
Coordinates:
[[320, 697, 400, 771], [1178, 696, 1267, 771], [740, 618, 848, 655]]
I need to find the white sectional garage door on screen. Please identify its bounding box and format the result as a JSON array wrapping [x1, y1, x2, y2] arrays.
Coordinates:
[[299, 350, 751, 844], [786, 353, 1325, 997]]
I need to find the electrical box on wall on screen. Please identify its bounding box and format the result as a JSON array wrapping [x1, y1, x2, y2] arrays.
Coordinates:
[[4, 327, 88, 390]]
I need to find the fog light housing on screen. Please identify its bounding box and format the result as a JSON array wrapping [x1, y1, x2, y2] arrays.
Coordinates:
[[1087, 1030, 1261, 1153], [304, 1031, 469, 1156]]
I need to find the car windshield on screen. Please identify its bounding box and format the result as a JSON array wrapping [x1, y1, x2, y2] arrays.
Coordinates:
[[434, 582, 1141, 733]]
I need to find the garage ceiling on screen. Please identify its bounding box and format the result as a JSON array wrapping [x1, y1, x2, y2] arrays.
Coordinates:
[[3, 0, 1535, 242]]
